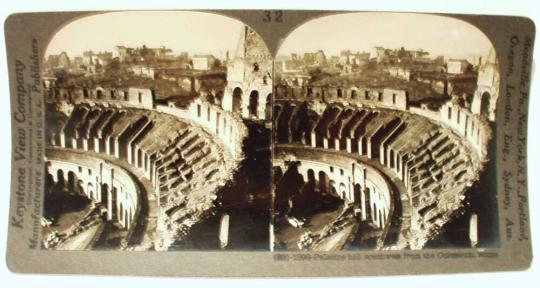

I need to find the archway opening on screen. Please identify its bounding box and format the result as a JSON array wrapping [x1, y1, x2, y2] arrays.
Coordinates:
[[351, 89, 358, 99], [232, 87, 243, 114], [101, 184, 109, 206], [354, 184, 362, 206], [318, 171, 328, 194], [57, 170, 66, 190], [265, 93, 272, 120], [248, 90, 259, 117], [45, 171, 55, 196], [339, 183, 346, 199], [87, 183, 94, 200], [307, 169, 316, 184]]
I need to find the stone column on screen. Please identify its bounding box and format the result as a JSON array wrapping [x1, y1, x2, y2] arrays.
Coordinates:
[[219, 213, 230, 249], [94, 138, 100, 153], [311, 132, 317, 148], [367, 137, 372, 158], [82, 138, 88, 151], [105, 137, 111, 155], [71, 137, 78, 149], [127, 143, 133, 164], [107, 188, 113, 221], [60, 132, 66, 148], [469, 213, 478, 248]]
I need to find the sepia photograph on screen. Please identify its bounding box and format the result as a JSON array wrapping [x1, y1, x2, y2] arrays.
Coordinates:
[[2, 2, 537, 280], [41, 11, 273, 251], [272, 12, 499, 251]]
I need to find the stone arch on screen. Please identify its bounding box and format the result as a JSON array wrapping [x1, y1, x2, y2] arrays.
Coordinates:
[[101, 183, 109, 205], [318, 171, 328, 194], [96, 87, 104, 99], [248, 90, 259, 117], [232, 87, 243, 114], [350, 87, 358, 99], [45, 169, 55, 195], [354, 184, 362, 206], [57, 169, 66, 189], [87, 183, 94, 200], [307, 169, 316, 184], [480, 91, 491, 116], [339, 182, 347, 199]]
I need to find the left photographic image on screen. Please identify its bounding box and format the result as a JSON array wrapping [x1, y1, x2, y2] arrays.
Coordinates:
[[42, 11, 273, 251]]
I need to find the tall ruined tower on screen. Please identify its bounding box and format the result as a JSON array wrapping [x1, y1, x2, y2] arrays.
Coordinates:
[[222, 26, 272, 120], [471, 48, 499, 121]]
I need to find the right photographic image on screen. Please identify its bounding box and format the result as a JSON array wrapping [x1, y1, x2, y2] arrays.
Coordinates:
[[272, 12, 499, 251]]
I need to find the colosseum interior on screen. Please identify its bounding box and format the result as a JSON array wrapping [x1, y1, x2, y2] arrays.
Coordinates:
[[42, 20, 273, 251], [41, 11, 501, 252], [271, 13, 500, 251]]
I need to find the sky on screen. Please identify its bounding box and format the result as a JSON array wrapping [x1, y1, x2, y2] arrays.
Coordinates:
[[278, 12, 494, 61], [45, 11, 244, 59]]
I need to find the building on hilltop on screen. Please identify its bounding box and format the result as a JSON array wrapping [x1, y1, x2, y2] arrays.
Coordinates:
[[192, 55, 217, 70], [447, 59, 471, 74]]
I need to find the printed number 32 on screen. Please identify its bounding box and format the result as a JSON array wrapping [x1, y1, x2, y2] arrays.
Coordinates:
[[263, 11, 283, 23]]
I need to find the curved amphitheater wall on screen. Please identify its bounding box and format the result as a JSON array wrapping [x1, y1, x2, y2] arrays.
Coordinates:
[[275, 148, 392, 229], [48, 85, 246, 161], [46, 158, 140, 230], [276, 85, 490, 159]]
